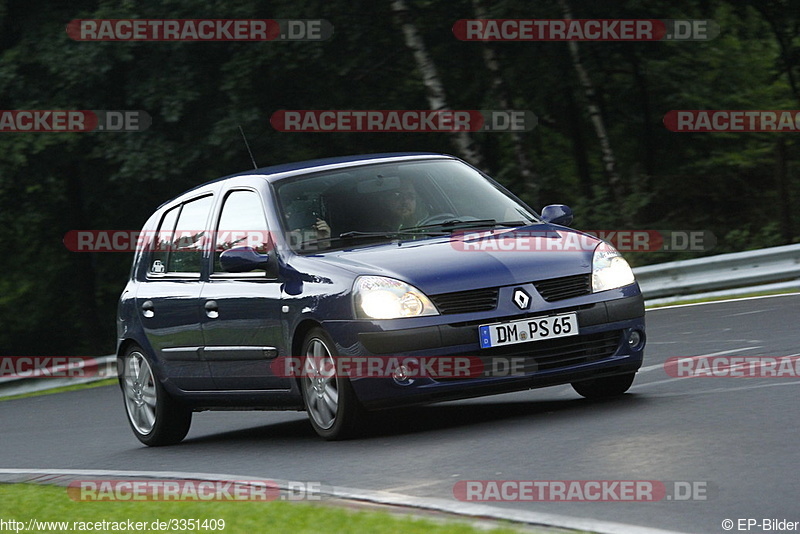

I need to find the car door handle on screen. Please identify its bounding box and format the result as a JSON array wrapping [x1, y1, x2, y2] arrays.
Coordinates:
[[141, 300, 155, 318], [204, 300, 219, 319]]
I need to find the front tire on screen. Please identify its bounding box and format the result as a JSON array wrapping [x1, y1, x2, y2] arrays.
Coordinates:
[[119, 345, 192, 446], [300, 328, 365, 440], [572, 372, 636, 399]]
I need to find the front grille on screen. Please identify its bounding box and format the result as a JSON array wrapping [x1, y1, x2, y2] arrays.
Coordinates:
[[430, 273, 590, 315], [435, 330, 622, 381], [534, 274, 591, 302], [430, 288, 498, 314]]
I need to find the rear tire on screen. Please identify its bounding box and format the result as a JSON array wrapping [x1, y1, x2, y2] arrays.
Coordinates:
[[119, 345, 192, 446], [571, 372, 636, 399], [300, 328, 365, 440]]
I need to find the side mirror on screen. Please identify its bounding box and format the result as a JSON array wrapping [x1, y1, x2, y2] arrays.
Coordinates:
[[540, 204, 574, 226], [219, 247, 271, 273]]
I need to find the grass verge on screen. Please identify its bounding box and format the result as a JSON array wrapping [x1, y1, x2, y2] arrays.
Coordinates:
[[0, 483, 550, 534]]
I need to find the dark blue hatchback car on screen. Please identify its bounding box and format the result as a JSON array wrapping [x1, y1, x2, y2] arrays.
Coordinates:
[[117, 153, 645, 444]]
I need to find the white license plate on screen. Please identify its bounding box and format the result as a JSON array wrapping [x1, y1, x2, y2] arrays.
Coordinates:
[[479, 313, 579, 349]]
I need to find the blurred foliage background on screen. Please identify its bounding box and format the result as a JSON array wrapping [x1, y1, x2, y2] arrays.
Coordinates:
[[0, 0, 798, 355]]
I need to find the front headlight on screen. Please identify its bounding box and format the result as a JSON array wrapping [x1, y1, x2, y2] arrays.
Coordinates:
[[354, 276, 439, 319], [592, 242, 635, 292]]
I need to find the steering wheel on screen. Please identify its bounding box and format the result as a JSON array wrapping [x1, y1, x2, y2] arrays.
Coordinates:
[[415, 213, 457, 226]]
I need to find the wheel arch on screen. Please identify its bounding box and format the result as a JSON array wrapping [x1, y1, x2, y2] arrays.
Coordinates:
[[290, 319, 324, 404], [116, 338, 141, 378], [116, 337, 163, 383], [117, 338, 140, 360]]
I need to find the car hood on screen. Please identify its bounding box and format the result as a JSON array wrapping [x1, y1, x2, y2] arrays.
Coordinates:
[[296, 225, 600, 295]]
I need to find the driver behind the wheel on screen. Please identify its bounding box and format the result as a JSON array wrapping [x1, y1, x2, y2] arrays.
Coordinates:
[[381, 179, 422, 231]]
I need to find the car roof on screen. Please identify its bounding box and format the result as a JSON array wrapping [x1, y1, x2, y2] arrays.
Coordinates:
[[155, 152, 459, 212], [181, 152, 455, 196], [237, 152, 453, 181]]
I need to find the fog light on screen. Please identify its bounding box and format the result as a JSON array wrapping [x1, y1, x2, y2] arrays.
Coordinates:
[[628, 330, 643, 349], [392, 365, 410, 381], [392, 363, 417, 385]]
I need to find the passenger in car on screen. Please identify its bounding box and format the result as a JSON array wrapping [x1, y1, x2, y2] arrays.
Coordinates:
[[287, 178, 426, 247], [283, 201, 331, 249]]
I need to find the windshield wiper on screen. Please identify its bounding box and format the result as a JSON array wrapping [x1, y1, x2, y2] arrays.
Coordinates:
[[296, 229, 447, 250], [404, 219, 530, 232], [337, 229, 447, 239]]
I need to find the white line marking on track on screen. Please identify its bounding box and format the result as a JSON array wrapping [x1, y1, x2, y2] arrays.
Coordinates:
[[723, 309, 769, 317], [636, 378, 800, 397]]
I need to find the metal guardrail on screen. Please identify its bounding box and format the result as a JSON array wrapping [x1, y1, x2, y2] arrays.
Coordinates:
[[633, 243, 800, 299], [2, 244, 799, 398], [0, 355, 116, 398]]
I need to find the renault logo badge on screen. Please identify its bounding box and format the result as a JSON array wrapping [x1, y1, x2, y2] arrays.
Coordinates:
[[513, 288, 531, 310]]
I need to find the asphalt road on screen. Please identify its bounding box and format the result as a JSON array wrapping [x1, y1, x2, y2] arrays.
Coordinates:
[[2, 294, 800, 534]]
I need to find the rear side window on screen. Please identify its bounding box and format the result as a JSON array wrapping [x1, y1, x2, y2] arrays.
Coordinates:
[[149, 206, 179, 274], [169, 196, 213, 273], [213, 190, 272, 273], [149, 195, 213, 275]]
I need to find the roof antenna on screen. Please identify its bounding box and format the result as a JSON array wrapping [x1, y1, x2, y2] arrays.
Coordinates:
[[238, 125, 258, 169]]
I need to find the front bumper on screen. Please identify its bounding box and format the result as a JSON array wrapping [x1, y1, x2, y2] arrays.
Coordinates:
[[322, 292, 646, 409]]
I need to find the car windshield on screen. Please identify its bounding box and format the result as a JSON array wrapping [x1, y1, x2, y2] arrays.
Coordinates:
[[275, 158, 539, 252]]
